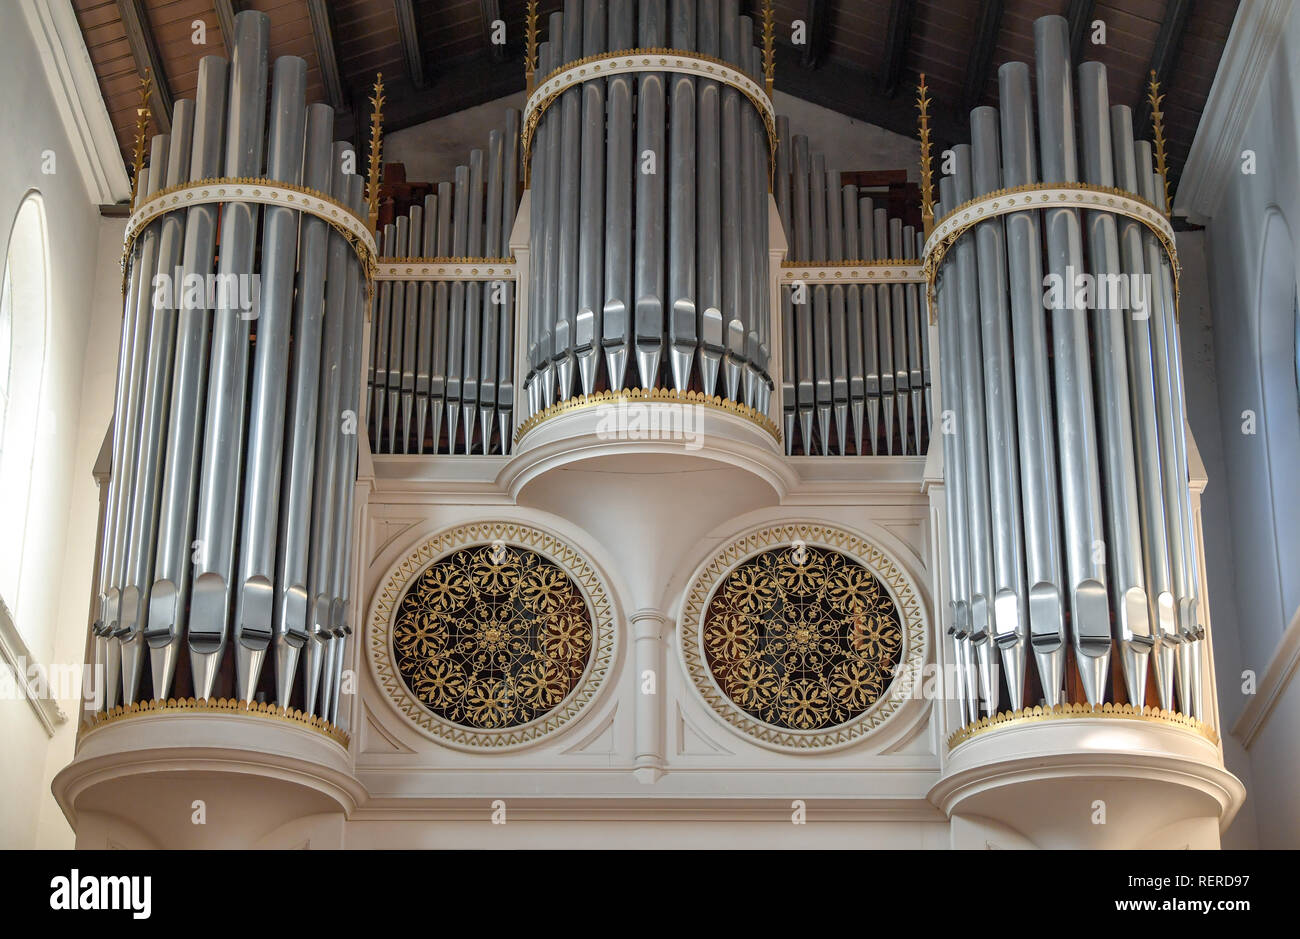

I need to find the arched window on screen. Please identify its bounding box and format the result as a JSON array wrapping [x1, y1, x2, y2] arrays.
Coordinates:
[[0, 194, 49, 638]]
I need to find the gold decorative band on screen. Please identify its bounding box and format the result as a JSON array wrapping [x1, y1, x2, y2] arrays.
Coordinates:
[[83, 696, 350, 748], [921, 182, 1180, 323], [947, 701, 1219, 750], [514, 387, 781, 445], [779, 260, 925, 285], [122, 176, 379, 300], [374, 257, 518, 282], [522, 49, 777, 184]]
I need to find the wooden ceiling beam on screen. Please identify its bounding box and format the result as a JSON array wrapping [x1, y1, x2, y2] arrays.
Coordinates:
[[393, 0, 426, 89], [480, 0, 507, 63], [213, 0, 238, 56], [881, 0, 915, 98], [306, 0, 348, 111], [960, 0, 1004, 114], [1135, 0, 1193, 138], [800, 0, 832, 70], [116, 0, 172, 133], [775, 42, 964, 156]]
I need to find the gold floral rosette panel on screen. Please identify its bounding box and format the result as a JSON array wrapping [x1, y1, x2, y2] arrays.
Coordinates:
[[702, 546, 904, 731], [391, 544, 593, 730]]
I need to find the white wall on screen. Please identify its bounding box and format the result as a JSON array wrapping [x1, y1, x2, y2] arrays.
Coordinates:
[[1198, 2, 1300, 849], [0, 0, 124, 848]]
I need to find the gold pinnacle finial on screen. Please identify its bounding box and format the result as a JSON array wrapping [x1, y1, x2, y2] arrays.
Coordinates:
[[1148, 69, 1171, 216], [525, 0, 539, 94], [367, 72, 385, 233], [130, 69, 153, 210], [762, 0, 776, 95], [917, 74, 934, 238]]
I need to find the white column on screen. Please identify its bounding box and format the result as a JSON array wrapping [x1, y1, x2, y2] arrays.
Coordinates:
[[630, 608, 667, 783]]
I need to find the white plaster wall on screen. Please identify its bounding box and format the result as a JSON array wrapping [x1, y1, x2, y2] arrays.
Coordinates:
[[0, 0, 120, 848], [383, 89, 919, 187], [1199, 3, 1300, 849]]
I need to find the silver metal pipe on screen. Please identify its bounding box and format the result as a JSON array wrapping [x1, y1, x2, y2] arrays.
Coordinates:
[[188, 8, 269, 700], [809, 153, 831, 452], [636, 0, 667, 389], [843, 184, 865, 454], [432, 181, 453, 451], [526, 40, 549, 414], [499, 109, 520, 450], [1136, 141, 1198, 714], [387, 215, 409, 452], [860, 197, 880, 454], [792, 136, 814, 451], [720, 1, 744, 401], [889, 217, 909, 454], [951, 145, 998, 715], [604, 8, 634, 391], [304, 144, 355, 716], [540, 13, 564, 406], [1107, 102, 1180, 702], [480, 131, 505, 452], [903, 223, 922, 451], [554, 1, 583, 401], [999, 60, 1066, 706], [874, 207, 894, 455], [447, 164, 471, 449], [576, 1, 607, 397], [751, 47, 771, 416], [463, 149, 486, 452], [740, 21, 761, 408], [1035, 14, 1110, 705], [668, 0, 697, 392], [400, 205, 423, 453], [969, 106, 1028, 709], [107, 138, 169, 706], [826, 169, 848, 452], [121, 104, 192, 705], [232, 55, 307, 702], [415, 193, 436, 452], [936, 181, 978, 724], [372, 223, 394, 446], [270, 103, 334, 706], [777, 120, 794, 449], [1078, 63, 1153, 707], [149, 56, 229, 702], [696, 0, 722, 397]]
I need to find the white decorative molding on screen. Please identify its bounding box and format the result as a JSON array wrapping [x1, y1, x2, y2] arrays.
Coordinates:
[[18, 0, 132, 205], [1232, 604, 1300, 747], [1175, 0, 1295, 223], [778, 262, 924, 285], [366, 521, 617, 751], [677, 522, 928, 752], [0, 597, 69, 737], [375, 259, 517, 282]]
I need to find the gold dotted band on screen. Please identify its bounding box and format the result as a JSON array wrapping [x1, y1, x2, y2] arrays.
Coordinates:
[[82, 696, 350, 748], [921, 182, 1180, 323], [514, 387, 781, 446], [522, 49, 777, 185], [122, 176, 378, 300], [779, 261, 925, 285], [947, 701, 1218, 750], [374, 257, 518, 282]]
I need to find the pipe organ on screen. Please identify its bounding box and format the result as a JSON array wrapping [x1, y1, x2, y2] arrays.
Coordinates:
[[64, 2, 1238, 850], [91, 10, 372, 727], [929, 15, 1204, 725]]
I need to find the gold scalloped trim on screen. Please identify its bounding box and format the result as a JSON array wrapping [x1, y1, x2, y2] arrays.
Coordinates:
[[523, 48, 777, 185], [83, 697, 350, 748], [923, 181, 1181, 323], [781, 258, 917, 268], [947, 702, 1219, 750], [514, 387, 781, 445]]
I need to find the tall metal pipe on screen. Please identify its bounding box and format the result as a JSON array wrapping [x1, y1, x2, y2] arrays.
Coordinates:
[[400, 205, 423, 453], [463, 149, 486, 451], [668, 0, 697, 392], [480, 131, 505, 452], [860, 196, 880, 454], [998, 61, 1066, 704], [604, 7, 634, 391], [189, 9, 270, 700], [874, 207, 894, 455], [499, 109, 520, 449], [969, 106, 1028, 709], [415, 192, 437, 452], [231, 55, 307, 702], [696, 0, 723, 396], [1078, 63, 1153, 707], [149, 57, 229, 701], [447, 164, 471, 449], [120, 105, 192, 705], [1034, 15, 1110, 705], [720, 1, 745, 401], [576, 1, 607, 397], [635, 0, 667, 389], [554, 1, 584, 401]]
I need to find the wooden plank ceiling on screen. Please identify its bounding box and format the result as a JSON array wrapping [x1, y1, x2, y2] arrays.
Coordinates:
[[73, 0, 1234, 207]]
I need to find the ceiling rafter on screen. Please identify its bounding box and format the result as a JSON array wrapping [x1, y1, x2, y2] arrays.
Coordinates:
[[116, 0, 172, 133], [306, 0, 348, 112], [393, 0, 426, 90], [800, 0, 832, 70], [1136, 0, 1193, 138], [881, 0, 915, 98], [961, 0, 1004, 114]]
